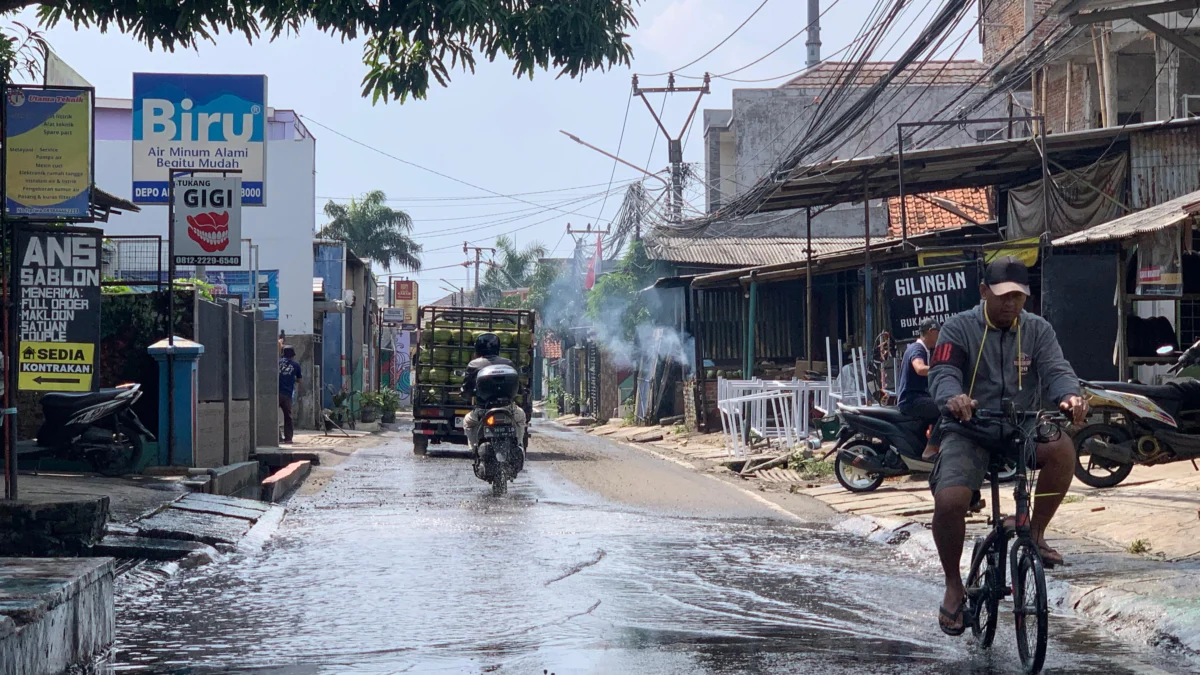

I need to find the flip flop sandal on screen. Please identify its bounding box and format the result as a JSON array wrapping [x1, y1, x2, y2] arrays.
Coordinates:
[[1038, 542, 1064, 568], [939, 599, 967, 637]]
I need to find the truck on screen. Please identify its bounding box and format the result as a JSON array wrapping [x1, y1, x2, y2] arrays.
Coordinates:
[[411, 306, 536, 455]]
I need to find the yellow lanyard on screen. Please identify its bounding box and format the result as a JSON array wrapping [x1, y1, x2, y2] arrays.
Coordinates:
[[969, 302, 1022, 398]]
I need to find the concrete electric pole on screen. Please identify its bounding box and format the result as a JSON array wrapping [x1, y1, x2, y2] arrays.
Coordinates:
[[631, 73, 710, 222]]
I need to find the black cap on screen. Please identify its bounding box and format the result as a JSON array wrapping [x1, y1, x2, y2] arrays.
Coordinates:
[[984, 255, 1031, 296], [919, 318, 940, 334]]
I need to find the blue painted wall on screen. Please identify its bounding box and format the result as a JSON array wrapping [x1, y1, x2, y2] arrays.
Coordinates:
[[314, 244, 344, 410]]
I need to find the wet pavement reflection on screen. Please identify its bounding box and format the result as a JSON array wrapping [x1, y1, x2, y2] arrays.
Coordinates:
[[103, 426, 1194, 674]]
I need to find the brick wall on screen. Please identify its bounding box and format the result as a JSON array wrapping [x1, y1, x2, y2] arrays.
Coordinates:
[[982, 0, 1066, 68], [982, 0, 1027, 66]]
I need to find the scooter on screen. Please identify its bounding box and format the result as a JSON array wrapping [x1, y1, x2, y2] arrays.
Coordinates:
[[826, 402, 1017, 493], [1074, 376, 1200, 487], [19, 383, 155, 476], [469, 364, 525, 496]]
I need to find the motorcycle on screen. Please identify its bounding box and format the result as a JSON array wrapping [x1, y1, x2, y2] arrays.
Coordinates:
[[1074, 376, 1200, 488], [21, 383, 154, 476], [470, 364, 525, 496], [826, 402, 1017, 493]]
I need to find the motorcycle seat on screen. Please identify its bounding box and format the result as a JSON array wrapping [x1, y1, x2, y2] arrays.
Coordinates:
[[41, 389, 124, 409], [839, 405, 917, 424], [1091, 381, 1182, 400]]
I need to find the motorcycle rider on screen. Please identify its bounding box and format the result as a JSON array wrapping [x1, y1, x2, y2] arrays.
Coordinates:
[[461, 332, 527, 453], [928, 256, 1088, 636], [897, 318, 943, 461]]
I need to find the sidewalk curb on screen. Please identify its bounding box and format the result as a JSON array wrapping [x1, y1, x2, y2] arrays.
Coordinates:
[[834, 512, 1200, 658], [555, 420, 1200, 660]]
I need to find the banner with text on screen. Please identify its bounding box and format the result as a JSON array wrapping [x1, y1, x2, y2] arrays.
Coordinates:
[[17, 227, 101, 391], [883, 263, 980, 342], [4, 86, 93, 220], [132, 73, 266, 205]]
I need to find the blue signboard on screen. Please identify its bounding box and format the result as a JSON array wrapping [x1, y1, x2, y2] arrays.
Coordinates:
[[205, 270, 278, 320], [132, 73, 267, 206]]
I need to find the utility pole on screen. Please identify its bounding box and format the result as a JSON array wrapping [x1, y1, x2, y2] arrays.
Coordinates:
[[463, 242, 495, 306], [566, 223, 610, 276], [631, 73, 711, 222]]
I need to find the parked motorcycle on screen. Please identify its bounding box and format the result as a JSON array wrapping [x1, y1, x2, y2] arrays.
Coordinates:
[[22, 383, 154, 476], [470, 364, 525, 496], [1073, 377, 1200, 487], [827, 403, 1017, 492]]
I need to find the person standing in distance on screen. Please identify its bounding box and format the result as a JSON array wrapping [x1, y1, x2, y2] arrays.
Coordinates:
[[279, 345, 302, 444]]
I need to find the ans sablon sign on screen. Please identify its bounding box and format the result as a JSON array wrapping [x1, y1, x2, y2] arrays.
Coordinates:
[[17, 227, 101, 391]]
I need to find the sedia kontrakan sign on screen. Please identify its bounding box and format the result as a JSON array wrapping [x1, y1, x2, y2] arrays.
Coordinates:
[[132, 73, 266, 206], [172, 175, 242, 266]]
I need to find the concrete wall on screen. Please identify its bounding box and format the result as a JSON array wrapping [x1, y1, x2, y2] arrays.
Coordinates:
[[196, 403, 224, 468], [94, 102, 316, 335], [257, 319, 280, 445], [289, 334, 321, 430], [230, 401, 251, 463], [0, 559, 114, 675]]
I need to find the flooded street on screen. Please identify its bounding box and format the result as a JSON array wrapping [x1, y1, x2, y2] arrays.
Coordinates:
[[104, 423, 1192, 674]]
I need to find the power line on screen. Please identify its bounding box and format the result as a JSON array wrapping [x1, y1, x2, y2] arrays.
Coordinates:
[[594, 90, 634, 232], [640, 0, 773, 77], [302, 114, 615, 221], [313, 178, 640, 204]]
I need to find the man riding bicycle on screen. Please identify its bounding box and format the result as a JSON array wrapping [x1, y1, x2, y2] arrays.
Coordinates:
[[928, 256, 1088, 636]]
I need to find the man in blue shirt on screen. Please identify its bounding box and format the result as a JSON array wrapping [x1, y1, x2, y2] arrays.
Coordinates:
[[898, 319, 942, 460], [279, 345, 302, 444]]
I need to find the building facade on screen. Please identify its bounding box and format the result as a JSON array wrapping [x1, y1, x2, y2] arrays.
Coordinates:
[[93, 98, 317, 336]]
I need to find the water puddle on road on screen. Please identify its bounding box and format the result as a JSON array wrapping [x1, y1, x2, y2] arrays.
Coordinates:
[[99, 439, 1192, 675]]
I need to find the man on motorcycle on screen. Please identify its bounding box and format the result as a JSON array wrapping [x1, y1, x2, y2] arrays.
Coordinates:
[[898, 318, 943, 460], [928, 256, 1088, 636], [461, 332, 527, 453]]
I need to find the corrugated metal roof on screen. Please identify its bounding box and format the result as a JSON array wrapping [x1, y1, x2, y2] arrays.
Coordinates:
[[1053, 188, 1200, 246], [753, 117, 1200, 214], [643, 236, 865, 267], [886, 188, 993, 237], [782, 60, 989, 89]]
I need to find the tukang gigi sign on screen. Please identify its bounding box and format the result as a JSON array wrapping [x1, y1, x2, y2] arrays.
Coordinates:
[[132, 73, 267, 206], [172, 175, 242, 266]]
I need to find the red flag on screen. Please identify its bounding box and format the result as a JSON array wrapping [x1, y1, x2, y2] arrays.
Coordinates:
[[584, 237, 602, 289]]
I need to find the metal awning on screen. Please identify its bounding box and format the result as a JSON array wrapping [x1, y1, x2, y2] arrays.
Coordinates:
[[1053, 188, 1200, 246], [91, 186, 140, 222], [753, 117, 1200, 213]]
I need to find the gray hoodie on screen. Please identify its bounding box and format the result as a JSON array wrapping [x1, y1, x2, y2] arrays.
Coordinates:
[[929, 303, 1079, 412]]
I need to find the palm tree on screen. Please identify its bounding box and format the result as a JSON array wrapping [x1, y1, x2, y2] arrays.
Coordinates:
[[477, 235, 547, 306], [319, 191, 422, 271]]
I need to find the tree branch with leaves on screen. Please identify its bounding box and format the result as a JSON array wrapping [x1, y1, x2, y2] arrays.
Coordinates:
[[26, 0, 638, 102], [319, 190, 422, 271]]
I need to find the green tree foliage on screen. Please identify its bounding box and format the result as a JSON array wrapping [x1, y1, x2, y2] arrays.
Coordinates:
[[30, 0, 638, 102], [477, 235, 545, 306], [586, 239, 653, 342], [319, 190, 421, 271]]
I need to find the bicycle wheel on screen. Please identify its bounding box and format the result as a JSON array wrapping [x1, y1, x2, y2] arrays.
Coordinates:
[[1012, 540, 1049, 674], [965, 538, 999, 648]]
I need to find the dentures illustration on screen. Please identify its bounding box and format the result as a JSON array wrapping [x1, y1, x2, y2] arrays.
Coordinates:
[[186, 211, 231, 252]]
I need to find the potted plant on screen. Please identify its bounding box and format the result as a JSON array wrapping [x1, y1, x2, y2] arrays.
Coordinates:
[[359, 391, 381, 423], [326, 387, 357, 430], [376, 388, 401, 423]]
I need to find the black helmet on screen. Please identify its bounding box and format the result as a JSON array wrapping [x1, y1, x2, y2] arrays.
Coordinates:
[[475, 332, 501, 357]]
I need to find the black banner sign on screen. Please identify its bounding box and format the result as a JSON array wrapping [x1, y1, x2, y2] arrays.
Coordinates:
[[16, 226, 102, 391], [884, 263, 980, 342]]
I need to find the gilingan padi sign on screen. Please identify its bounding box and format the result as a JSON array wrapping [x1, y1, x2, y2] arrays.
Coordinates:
[[132, 73, 267, 206]]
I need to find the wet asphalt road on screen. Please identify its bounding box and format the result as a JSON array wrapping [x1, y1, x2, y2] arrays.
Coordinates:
[[103, 422, 1196, 674]]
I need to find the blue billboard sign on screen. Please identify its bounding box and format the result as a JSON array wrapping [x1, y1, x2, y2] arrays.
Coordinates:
[[132, 73, 267, 206]]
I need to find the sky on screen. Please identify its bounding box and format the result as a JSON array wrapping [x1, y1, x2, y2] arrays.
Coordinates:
[[12, 0, 983, 303]]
